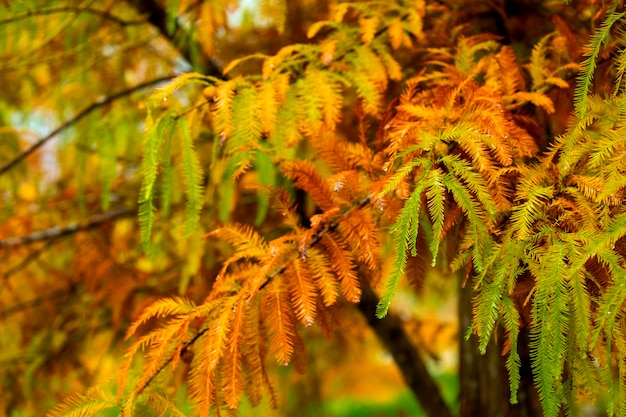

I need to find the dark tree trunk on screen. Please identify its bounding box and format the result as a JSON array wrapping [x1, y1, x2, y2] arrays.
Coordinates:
[[358, 283, 455, 417], [459, 279, 541, 417]]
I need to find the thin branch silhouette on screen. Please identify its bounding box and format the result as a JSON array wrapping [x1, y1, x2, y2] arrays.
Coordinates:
[[0, 6, 148, 26], [0, 207, 135, 249], [0, 75, 175, 178]]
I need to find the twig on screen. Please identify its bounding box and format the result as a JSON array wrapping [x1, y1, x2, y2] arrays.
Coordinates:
[[131, 328, 210, 399], [0, 75, 175, 178], [0, 6, 148, 26], [259, 194, 373, 290], [3, 239, 58, 280], [0, 284, 76, 319], [0, 207, 135, 249]]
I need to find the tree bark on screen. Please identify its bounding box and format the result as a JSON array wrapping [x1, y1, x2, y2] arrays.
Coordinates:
[[358, 283, 455, 417], [128, 0, 224, 78], [459, 279, 541, 417]]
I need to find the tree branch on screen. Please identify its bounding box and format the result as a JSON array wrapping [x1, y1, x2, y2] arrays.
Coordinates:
[[0, 6, 148, 26], [358, 282, 455, 417], [127, 0, 225, 78], [0, 75, 174, 178], [0, 207, 135, 249], [132, 327, 210, 398], [0, 284, 77, 319], [3, 239, 57, 280]]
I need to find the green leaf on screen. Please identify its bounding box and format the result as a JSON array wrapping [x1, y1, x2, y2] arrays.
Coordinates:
[[501, 295, 521, 404], [510, 185, 554, 241], [138, 110, 174, 256], [529, 241, 570, 417], [254, 150, 276, 225], [160, 129, 175, 218], [377, 169, 430, 318], [426, 169, 445, 266], [473, 240, 526, 354], [439, 154, 496, 216], [179, 118, 205, 238], [219, 159, 237, 222], [441, 172, 490, 272], [379, 157, 430, 197], [574, 9, 625, 118]]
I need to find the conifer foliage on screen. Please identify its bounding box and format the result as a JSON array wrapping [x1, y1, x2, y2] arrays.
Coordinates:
[[3, 0, 626, 416]]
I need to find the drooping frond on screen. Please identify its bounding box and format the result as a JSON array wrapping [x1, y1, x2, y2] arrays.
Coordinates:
[[307, 247, 340, 307], [300, 69, 344, 132], [189, 296, 238, 415], [281, 160, 336, 211], [319, 233, 361, 303], [574, 9, 625, 118], [286, 258, 318, 326], [528, 242, 570, 417], [441, 171, 491, 272], [212, 80, 237, 143], [471, 239, 526, 353], [337, 206, 379, 270], [206, 223, 268, 253], [179, 118, 205, 237], [528, 33, 556, 92], [226, 85, 264, 177], [425, 168, 446, 265], [501, 295, 522, 404], [270, 82, 302, 151], [343, 44, 389, 116], [124, 297, 196, 341], [439, 154, 496, 217], [240, 300, 265, 407], [495, 45, 524, 96], [138, 111, 176, 256], [263, 281, 296, 366], [47, 387, 118, 417], [377, 172, 429, 318], [256, 81, 280, 138], [221, 297, 247, 409], [510, 184, 555, 241]]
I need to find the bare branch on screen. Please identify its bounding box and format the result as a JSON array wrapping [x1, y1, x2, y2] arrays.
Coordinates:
[[0, 75, 174, 178], [0, 207, 135, 249], [128, 0, 225, 78], [0, 284, 76, 319], [0, 6, 148, 26], [3, 239, 58, 280]]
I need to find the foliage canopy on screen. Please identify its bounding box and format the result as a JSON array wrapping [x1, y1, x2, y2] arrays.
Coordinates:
[[3, 1, 626, 417]]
